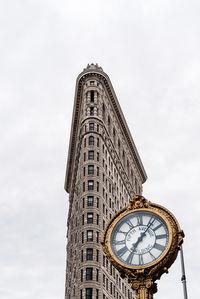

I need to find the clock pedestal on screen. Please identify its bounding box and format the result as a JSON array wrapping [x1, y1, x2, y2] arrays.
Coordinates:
[[131, 278, 157, 299]]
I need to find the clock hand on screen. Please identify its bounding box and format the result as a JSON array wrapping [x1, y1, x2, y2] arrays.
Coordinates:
[[131, 232, 146, 251], [131, 218, 155, 251]]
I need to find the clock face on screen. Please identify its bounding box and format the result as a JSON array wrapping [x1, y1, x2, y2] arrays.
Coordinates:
[[111, 211, 169, 267]]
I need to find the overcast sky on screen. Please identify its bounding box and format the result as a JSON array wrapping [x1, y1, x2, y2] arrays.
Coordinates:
[[1, 0, 200, 298]]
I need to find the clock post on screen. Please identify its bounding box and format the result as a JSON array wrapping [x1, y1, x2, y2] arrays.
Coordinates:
[[101, 195, 184, 299]]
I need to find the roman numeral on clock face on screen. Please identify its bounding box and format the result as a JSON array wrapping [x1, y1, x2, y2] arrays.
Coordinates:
[[153, 223, 163, 231], [118, 230, 126, 235], [154, 243, 165, 251], [137, 215, 143, 226], [113, 239, 125, 245], [126, 219, 134, 228], [147, 216, 155, 227], [149, 251, 155, 261], [138, 254, 144, 266], [126, 251, 134, 264], [117, 246, 127, 257], [156, 234, 167, 240]]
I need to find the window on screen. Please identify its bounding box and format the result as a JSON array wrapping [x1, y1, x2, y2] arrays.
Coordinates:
[[88, 165, 94, 175], [81, 289, 83, 299], [103, 255, 105, 267], [127, 159, 130, 176], [81, 250, 83, 262], [82, 214, 84, 225], [89, 123, 94, 131], [103, 273, 105, 284], [84, 152, 86, 161], [86, 288, 93, 299], [103, 220, 105, 230], [96, 197, 99, 208], [83, 167, 85, 176], [118, 139, 121, 156], [96, 214, 99, 225], [83, 182, 85, 192], [86, 268, 93, 280], [97, 181, 99, 192], [97, 152, 99, 161], [96, 231, 99, 243], [96, 250, 99, 262], [84, 138, 86, 147], [87, 230, 93, 241], [87, 213, 93, 224], [90, 81, 94, 86], [89, 136, 94, 145], [96, 269, 99, 281], [97, 166, 99, 176], [86, 248, 93, 260], [81, 269, 83, 282], [102, 104, 105, 121], [82, 232, 84, 243], [88, 150, 94, 160], [108, 115, 111, 133], [97, 124, 99, 132], [106, 278, 108, 290], [87, 196, 94, 206], [96, 289, 99, 299], [90, 90, 94, 101], [113, 128, 116, 145], [90, 107, 94, 115], [97, 137, 99, 147], [88, 180, 94, 190], [122, 150, 125, 166], [82, 198, 85, 208]]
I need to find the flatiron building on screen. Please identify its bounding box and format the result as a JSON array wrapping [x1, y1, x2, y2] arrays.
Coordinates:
[[64, 64, 147, 299]]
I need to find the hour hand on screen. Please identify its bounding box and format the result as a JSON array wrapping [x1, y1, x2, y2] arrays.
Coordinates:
[[131, 232, 146, 251]]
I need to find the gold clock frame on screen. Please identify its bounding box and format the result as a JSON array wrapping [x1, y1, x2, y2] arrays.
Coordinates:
[[101, 195, 184, 299]]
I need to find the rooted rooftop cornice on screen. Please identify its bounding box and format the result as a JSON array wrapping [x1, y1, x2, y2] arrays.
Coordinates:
[[84, 63, 103, 72]]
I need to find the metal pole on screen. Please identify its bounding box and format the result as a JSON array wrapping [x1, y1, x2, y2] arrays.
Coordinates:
[[180, 245, 188, 299]]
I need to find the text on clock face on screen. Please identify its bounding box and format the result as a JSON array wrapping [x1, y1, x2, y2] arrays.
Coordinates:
[[111, 211, 169, 266]]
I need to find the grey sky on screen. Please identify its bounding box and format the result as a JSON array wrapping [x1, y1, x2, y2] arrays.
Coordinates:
[[1, 0, 199, 298]]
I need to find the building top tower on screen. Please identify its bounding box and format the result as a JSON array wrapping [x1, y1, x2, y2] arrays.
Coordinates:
[[64, 64, 147, 299], [65, 64, 147, 193]]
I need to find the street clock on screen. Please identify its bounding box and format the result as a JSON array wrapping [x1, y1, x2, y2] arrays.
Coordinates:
[[101, 195, 184, 299]]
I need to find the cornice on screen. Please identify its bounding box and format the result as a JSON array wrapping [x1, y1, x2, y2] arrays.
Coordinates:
[[65, 66, 147, 193]]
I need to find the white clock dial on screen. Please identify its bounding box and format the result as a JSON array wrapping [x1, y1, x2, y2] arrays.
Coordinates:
[[111, 211, 169, 267]]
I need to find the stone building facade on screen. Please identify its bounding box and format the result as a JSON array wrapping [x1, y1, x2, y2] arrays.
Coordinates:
[[64, 64, 147, 299]]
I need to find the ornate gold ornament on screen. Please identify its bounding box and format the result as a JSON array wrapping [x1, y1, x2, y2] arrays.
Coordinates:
[[101, 195, 184, 299]]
